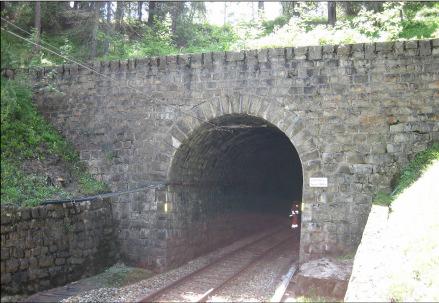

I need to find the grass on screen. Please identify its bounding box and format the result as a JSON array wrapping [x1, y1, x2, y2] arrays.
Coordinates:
[[295, 295, 330, 302], [1, 76, 108, 207], [85, 263, 154, 288], [335, 252, 356, 261], [372, 143, 439, 207]]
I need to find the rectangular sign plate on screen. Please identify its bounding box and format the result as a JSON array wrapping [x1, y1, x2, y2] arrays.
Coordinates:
[[310, 177, 328, 187]]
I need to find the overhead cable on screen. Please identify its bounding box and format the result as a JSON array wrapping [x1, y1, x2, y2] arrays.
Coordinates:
[[0, 20, 230, 132]]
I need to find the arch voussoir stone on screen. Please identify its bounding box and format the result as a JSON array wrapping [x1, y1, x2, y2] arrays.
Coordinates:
[[239, 95, 252, 114], [264, 102, 287, 127], [218, 96, 230, 115], [209, 97, 222, 117], [196, 101, 216, 121], [256, 99, 271, 120], [191, 105, 208, 122], [285, 117, 305, 138]]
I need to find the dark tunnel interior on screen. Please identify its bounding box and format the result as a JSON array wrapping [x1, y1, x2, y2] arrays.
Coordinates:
[[166, 114, 303, 265]]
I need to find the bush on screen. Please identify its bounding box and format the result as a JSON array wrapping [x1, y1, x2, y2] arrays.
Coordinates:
[[177, 22, 237, 53]]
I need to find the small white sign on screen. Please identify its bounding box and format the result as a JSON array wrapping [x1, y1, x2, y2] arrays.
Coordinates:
[[310, 177, 328, 187]]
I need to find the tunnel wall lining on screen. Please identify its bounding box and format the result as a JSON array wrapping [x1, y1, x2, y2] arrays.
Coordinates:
[[32, 39, 439, 270], [165, 114, 303, 267]]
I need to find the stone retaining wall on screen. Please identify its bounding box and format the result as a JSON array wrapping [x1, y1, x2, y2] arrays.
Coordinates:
[[0, 198, 118, 295]]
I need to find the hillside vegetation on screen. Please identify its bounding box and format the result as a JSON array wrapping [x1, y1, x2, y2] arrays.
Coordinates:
[[1, 2, 438, 69], [1, 76, 107, 207], [373, 143, 439, 207]]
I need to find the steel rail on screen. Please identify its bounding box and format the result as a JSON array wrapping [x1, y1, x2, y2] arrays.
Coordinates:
[[195, 235, 294, 302], [137, 226, 286, 303]]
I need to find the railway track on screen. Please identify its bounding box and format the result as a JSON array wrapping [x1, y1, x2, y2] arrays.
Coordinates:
[[138, 226, 295, 302]]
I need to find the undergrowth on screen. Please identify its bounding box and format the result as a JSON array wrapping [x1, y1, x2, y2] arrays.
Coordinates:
[[1, 76, 107, 207], [2, 3, 437, 69], [373, 143, 439, 207], [84, 263, 154, 288]]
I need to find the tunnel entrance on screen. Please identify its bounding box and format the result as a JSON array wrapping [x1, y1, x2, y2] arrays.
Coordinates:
[[166, 114, 303, 267]]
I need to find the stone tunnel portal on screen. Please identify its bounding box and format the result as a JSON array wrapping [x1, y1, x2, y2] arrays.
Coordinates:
[[166, 114, 303, 267]]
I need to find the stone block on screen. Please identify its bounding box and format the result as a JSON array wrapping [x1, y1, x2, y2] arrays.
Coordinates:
[[190, 53, 203, 67], [405, 40, 418, 50], [323, 45, 335, 58], [351, 164, 373, 174], [225, 51, 244, 62], [351, 43, 364, 59], [337, 45, 351, 57], [177, 54, 191, 66], [211, 51, 225, 64], [202, 53, 213, 65], [6, 259, 19, 272], [308, 46, 322, 60], [419, 40, 432, 56], [1, 272, 11, 284], [269, 48, 285, 58], [257, 49, 269, 62], [294, 46, 308, 59], [375, 41, 394, 53], [389, 123, 405, 133]]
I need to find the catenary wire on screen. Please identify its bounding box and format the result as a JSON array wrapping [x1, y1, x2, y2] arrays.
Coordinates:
[[0, 21, 232, 132], [0, 21, 278, 204]]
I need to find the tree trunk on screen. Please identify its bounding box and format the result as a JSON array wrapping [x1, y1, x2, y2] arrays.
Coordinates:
[[147, 1, 156, 26], [126, 1, 132, 19], [171, 2, 184, 36], [103, 1, 112, 56], [223, 2, 227, 25], [34, 1, 41, 52], [90, 2, 100, 59], [258, 1, 264, 16], [138, 1, 143, 21], [281, 1, 295, 17], [328, 1, 336, 26], [115, 1, 124, 32], [344, 2, 355, 16]]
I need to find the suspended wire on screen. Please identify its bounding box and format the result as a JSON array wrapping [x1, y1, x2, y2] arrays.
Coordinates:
[[0, 19, 298, 206], [41, 182, 167, 205], [1, 16, 96, 69], [0, 19, 230, 131]]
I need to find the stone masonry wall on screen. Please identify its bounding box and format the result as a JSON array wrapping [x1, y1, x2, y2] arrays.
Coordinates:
[[0, 199, 118, 295], [31, 38, 439, 269]]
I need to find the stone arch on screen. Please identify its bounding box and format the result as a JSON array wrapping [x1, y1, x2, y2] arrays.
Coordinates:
[[161, 95, 319, 162], [154, 96, 321, 267]]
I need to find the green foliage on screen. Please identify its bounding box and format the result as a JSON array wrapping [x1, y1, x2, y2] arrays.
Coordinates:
[[400, 20, 439, 40], [1, 77, 107, 206], [1, 77, 77, 161], [77, 172, 107, 196], [261, 15, 290, 35], [1, 160, 71, 207], [84, 263, 154, 288], [373, 191, 393, 207], [335, 252, 356, 261], [399, 3, 439, 39], [373, 143, 439, 207], [2, 1, 438, 68], [233, 2, 438, 50], [176, 22, 237, 53], [392, 143, 439, 196]]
